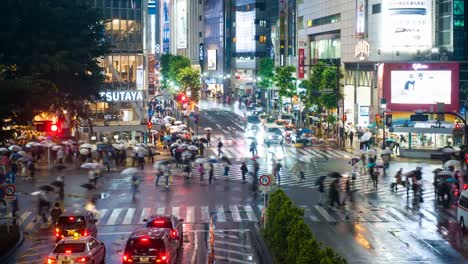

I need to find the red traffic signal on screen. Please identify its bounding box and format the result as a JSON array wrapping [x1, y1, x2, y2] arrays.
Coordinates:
[[455, 122, 461, 129], [465, 153, 468, 164], [177, 93, 188, 103], [147, 121, 153, 129], [47, 122, 61, 133], [342, 114, 347, 122]]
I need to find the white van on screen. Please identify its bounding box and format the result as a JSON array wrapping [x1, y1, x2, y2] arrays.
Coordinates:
[[457, 190, 468, 228]]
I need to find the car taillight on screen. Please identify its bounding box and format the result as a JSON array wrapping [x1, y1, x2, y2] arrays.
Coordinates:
[[123, 254, 133, 263], [83, 230, 88, 236], [55, 228, 60, 237], [171, 230, 178, 239], [47, 257, 57, 264], [464, 184, 468, 190], [156, 253, 168, 263], [74, 256, 90, 263]]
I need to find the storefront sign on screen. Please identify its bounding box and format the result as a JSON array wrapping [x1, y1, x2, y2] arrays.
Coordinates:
[[355, 40, 370, 61], [356, 0, 366, 35], [99, 91, 144, 102], [298, 48, 305, 79], [412, 63, 429, 70], [199, 43, 204, 64], [207, 49, 217, 70]]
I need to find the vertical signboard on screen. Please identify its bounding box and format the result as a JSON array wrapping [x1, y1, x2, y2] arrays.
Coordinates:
[[356, 0, 366, 35], [148, 54, 156, 95], [176, 0, 187, 49], [199, 43, 205, 70], [298, 48, 305, 79], [162, 0, 170, 53], [207, 49, 217, 70], [382, 0, 432, 50]]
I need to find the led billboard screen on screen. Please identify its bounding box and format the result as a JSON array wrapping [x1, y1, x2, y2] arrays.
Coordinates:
[[391, 70, 452, 104]]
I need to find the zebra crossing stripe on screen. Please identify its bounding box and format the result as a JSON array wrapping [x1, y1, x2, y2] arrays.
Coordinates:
[[418, 208, 437, 222], [355, 205, 381, 222], [157, 207, 166, 215], [97, 209, 109, 223], [321, 149, 342, 158], [230, 205, 242, 222], [245, 205, 257, 222], [172, 207, 180, 219], [386, 207, 406, 221], [18, 212, 31, 226], [138, 208, 151, 223], [123, 208, 136, 225], [105, 208, 122, 225], [216, 206, 226, 222], [201, 206, 210, 222], [186, 206, 195, 223], [314, 205, 336, 222], [304, 148, 325, 158]]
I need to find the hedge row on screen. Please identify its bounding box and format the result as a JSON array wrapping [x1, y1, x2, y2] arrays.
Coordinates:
[[263, 189, 346, 264]]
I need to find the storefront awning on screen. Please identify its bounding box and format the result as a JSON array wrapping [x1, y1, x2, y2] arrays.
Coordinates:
[[392, 127, 453, 134]]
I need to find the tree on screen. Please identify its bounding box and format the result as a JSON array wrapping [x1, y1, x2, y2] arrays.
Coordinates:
[[258, 58, 275, 89], [176, 67, 201, 102], [159, 54, 191, 89], [0, 0, 110, 129], [274, 66, 297, 110]]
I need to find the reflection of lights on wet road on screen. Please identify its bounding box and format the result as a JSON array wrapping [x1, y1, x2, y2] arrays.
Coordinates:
[[353, 223, 373, 250]]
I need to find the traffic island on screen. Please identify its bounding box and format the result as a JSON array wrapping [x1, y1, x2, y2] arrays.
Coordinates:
[[261, 189, 346, 263]]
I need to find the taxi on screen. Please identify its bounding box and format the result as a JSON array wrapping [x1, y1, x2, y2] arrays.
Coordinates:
[[55, 210, 98, 242], [46, 236, 106, 264]]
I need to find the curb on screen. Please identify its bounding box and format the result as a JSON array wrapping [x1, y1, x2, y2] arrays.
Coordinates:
[[0, 228, 25, 264], [251, 222, 274, 264]]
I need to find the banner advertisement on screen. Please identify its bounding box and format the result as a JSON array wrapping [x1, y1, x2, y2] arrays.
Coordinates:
[[356, 0, 366, 35], [148, 54, 156, 95], [176, 0, 187, 49], [382, 0, 432, 50], [162, 0, 170, 53], [298, 48, 305, 79], [207, 49, 217, 70]]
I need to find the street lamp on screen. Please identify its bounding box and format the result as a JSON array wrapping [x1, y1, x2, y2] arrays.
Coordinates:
[[381, 98, 387, 149]]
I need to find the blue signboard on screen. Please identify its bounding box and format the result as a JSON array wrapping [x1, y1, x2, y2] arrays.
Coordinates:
[[460, 106, 466, 116], [163, 0, 170, 53]]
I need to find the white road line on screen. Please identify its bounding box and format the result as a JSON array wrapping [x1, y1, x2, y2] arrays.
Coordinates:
[[105, 208, 122, 225], [186, 206, 195, 223], [386, 207, 407, 221], [302, 148, 321, 158], [244, 205, 257, 222], [211, 255, 254, 264], [314, 205, 337, 222], [97, 209, 108, 224], [172, 207, 180, 219], [201, 206, 210, 223], [216, 206, 226, 222], [418, 208, 438, 222], [123, 208, 135, 225], [157, 207, 166, 215], [138, 208, 151, 223], [191, 231, 198, 264], [214, 240, 251, 248], [18, 212, 32, 226], [230, 205, 242, 222]]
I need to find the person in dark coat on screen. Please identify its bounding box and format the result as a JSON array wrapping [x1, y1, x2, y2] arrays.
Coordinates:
[[209, 163, 214, 184], [240, 162, 248, 183]]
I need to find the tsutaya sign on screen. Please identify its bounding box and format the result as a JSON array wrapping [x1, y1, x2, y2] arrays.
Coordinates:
[[99, 91, 144, 102]]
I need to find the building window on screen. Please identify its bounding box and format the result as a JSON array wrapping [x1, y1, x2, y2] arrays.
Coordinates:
[[199, 15, 202, 21], [199, 32, 202, 38], [259, 35, 266, 43], [307, 14, 340, 28], [310, 38, 341, 60], [259, 20, 266, 27], [372, 4, 381, 14]]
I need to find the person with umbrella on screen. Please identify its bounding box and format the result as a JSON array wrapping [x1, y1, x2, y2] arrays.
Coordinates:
[[316, 176, 326, 205], [198, 163, 205, 182], [209, 163, 214, 184], [206, 129, 212, 146], [329, 179, 340, 207], [155, 164, 165, 187], [217, 139, 223, 156], [198, 141, 205, 156], [249, 140, 257, 157], [240, 162, 248, 183], [223, 160, 230, 177], [349, 130, 355, 148], [368, 163, 378, 189]]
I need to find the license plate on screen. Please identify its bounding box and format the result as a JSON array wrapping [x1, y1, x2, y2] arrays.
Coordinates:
[[140, 257, 149, 262], [67, 230, 75, 236]]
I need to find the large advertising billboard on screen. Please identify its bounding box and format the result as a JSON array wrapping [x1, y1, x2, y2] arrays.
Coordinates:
[[207, 49, 217, 70], [382, 0, 432, 51], [162, 0, 170, 53], [381, 63, 460, 112], [236, 11, 256, 53], [176, 0, 187, 49]]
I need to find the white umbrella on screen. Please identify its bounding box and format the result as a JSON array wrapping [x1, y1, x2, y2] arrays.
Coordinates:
[[112, 144, 126, 150], [37, 136, 46, 141], [195, 158, 207, 164], [79, 149, 90, 155], [204, 127, 212, 131], [436, 170, 453, 177], [121, 167, 140, 176], [17, 136, 27, 140], [444, 160, 461, 170], [8, 145, 22, 152], [80, 163, 104, 169], [298, 157, 311, 163], [128, 140, 138, 145], [17, 151, 27, 156], [52, 145, 63, 151], [441, 147, 457, 154], [365, 149, 376, 156], [188, 145, 198, 151], [40, 141, 55, 148], [81, 143, 93, 149], [182, 151, 192, 158], [61, 141, 73, 145], [361, 132, 372, 142], [174, 121, 183, 125], [25, 142, 40, 148], [0, 147, 8, 152], [179, 144, 189, 149], [170, 143, 180, 148], [135, 143, 148, 148]]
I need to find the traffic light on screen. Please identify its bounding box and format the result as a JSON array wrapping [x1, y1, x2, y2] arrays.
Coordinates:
[[342, 114, 347, 122], [147, 121, 153, 129], [455, 122, 461, 129], [375, 114, 382, 125], [176, 93, 187, 103], [46, 121, 61, 133], [465, 153, 468, 164]]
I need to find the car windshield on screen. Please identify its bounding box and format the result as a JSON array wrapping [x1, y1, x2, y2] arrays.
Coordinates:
[[57, 216, 86, 229], [267, 128, 282, 135], [146, 219, 172, 229], [265, 117, 276, 123], [280, 115, 293, 120], [247, 116, 260, 124], [126, 238, 165, 256], [53, 243, 86, 253]]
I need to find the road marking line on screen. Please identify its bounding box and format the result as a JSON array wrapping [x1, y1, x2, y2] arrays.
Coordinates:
[[96, 209, 108, 224], [201, 206, 210, 223], [138, 208, 151, 223], [186, 206, 194, 223], [214, 248, 253, 256], [216, 206, 226, 222], [302, 148, 321, 158], [123, 208, 135, 225], [214, 240, 251, 248], [230, 205, 242, 222], [172, 207, 180, 219], [386, 207, 407, 221], [105, 208, 122, 225], [314, 205, 336, 222], [244, 205, 257, 222], [157, 207, 166, 215], [18, 212, 32, 226], [212, 255, 255, 264], [191, 231, 198, 264], [98, 229, 251, 236]]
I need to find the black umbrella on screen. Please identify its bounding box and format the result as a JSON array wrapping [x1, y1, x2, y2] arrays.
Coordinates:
[[80, 183, 95, 190], [221, 156, 231, 165], [38, 185, 55, 192], [328, 172, 343, 179], [199, 138, 208, 143], [50, 181, 64, 187], [53, 164, 67, 171], [314, 176, 327, 185]]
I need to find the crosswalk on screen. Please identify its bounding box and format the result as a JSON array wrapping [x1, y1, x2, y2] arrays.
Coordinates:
[[262, 203, 458, 224], [16, 204, 260, 231]]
